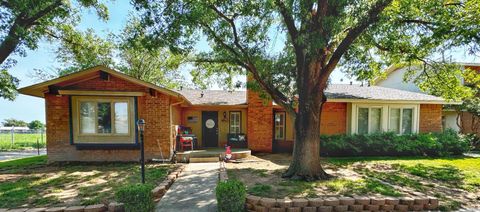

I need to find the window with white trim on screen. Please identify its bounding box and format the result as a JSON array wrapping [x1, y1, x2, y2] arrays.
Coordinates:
[[388, 108, 414, 134], [274, 112, 286, 140], [229, 112, 241, 134], [352, 103, 419, 135], [357, 107, 383, 134]]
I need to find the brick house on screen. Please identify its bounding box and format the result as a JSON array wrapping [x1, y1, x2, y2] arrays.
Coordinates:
[[19, 65, 452, 162]]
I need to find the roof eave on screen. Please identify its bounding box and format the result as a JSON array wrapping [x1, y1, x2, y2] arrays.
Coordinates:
[[326, 98, 461, 105]]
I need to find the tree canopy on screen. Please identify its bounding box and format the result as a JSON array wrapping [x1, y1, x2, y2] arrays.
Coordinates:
[[1, 118, 27, 127], [134, 0, 480, 180], [0, 0, 109, 100]]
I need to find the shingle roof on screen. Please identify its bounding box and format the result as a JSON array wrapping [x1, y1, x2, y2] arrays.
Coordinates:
[[324, 84, 445, 102], [178, 84, 447, 105], [178, 89, 247, 105]]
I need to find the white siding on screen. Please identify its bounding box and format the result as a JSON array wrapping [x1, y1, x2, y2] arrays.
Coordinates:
[[376, 67, 423, 93], [443, 111, 460, 132]]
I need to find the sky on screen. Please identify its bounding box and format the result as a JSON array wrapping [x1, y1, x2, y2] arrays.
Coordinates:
[[0, 1, 478, 124]]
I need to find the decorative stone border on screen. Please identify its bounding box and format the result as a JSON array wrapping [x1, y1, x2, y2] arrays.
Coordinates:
[[0, 164, 186, 212], [245, 195, 439, 212]]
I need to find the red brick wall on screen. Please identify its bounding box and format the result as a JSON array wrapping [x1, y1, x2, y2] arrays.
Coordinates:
[[46, 74, 172, 162], [419, 104, 443, 133], [247, 88, 273, 152], [320, 102, 347, 135]]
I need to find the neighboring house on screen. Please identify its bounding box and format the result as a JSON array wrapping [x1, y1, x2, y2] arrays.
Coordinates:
[[374, 63, 480, 135], [19, 65, 451, 161]]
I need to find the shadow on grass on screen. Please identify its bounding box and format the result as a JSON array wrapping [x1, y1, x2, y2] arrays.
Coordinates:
[[396, 164, 464, 183]]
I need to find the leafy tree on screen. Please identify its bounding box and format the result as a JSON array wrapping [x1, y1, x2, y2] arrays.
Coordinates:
[[2, 118, 27, 127], [134, 0, 480, 180], [0, 0, 109, 100], [28, 120, 45, 130]]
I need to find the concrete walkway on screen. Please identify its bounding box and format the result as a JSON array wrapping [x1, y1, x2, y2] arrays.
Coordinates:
[[0, 149, 46, 161], [156, 162, 218, 212]]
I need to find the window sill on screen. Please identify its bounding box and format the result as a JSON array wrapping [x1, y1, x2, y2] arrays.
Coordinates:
[[75, 143, 139, 150]]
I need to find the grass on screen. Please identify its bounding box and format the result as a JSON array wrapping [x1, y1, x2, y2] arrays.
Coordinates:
[[0, 133, 46, 150], [227, 154, 480, 210], [0, 156, 173, 208]]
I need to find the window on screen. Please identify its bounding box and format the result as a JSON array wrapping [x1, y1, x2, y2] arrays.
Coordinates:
[[229, 112, 241, 134], [72, 96, 135, 144], [79, 100, 129, 135], [389, 108, 413, 134], [357, 107, 383, 134], [353, 104, 418, 135], [274, 112, 286, 140]]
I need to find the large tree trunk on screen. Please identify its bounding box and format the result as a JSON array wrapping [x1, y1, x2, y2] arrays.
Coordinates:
[[283, 83, 330, 181]]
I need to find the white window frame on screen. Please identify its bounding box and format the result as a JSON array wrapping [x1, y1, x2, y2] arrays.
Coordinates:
[[388, 106, 416, 134], [229, 111, 241, 134], [357, 106, 384, 134], [351, 103, 419, 134]]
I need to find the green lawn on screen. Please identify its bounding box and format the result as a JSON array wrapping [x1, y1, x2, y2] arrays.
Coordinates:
[[0, 155, 173, 208], [0, 133, 46, 150], [227, 154, 480, 211]]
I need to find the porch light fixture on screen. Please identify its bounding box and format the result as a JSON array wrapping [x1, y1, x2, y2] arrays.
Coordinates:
[[137, 119, 146, 184]]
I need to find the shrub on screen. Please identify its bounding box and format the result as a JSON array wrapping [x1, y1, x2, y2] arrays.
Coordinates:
[[216, 179, 246, 212], [320, 130, 470, 157], [115, 183, 155, 212]]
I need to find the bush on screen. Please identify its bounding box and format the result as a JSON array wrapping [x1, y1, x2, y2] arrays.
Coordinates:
[[216, 179, 246, 212], [320, 129, 470, 157], [115, 183, 155, 212]]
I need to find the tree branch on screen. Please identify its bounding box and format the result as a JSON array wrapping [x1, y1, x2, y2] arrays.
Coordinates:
[[274, 0, 299, 46], [321, 0, 393, 82]]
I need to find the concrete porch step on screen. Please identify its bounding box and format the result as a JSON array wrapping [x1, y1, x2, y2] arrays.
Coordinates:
[[189, 157, 220, 163]]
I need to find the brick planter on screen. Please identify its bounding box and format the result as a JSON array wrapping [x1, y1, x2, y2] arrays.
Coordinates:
[[1, 165, 186, 212], [245, 195, 439, 212]]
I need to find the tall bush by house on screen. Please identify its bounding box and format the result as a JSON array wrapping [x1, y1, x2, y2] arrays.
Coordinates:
[[320, 129, 470, 157], [115, 183, 155, 212], [216, 179, 246, 212]]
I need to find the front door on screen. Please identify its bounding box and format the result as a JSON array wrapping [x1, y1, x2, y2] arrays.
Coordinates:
[[202, 111, 218, 147]]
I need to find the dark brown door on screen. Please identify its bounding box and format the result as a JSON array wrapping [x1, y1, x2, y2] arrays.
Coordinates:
[[202, 111, 218, 147]]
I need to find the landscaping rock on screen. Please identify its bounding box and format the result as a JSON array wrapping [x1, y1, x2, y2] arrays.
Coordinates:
[[339, 197, 355, 205], [246, 203, 254, 210], [253, 205, 267, 212], [308, 198, 324, 207], [277, 198, 293, 208], [429, 197, 439, 206], [26, 209, 47, 212], [64, 206, 85, 212], [151, 185, 167, 198], [380, 204, 394, 211], [348, 204, 364, 211], [286, 208, 301, 212], [394, 204, 409, 212], [246, 195, 261, 205], [399, 197, 414, 206], [45, 207, 66, 212], [409, 204, 423, 211], [268, 208, 285, 212], [167, 174, 176, 181], [384, 197, 399, 205], [302, 206, 317, 212], [107, 202, 124, 212], [318, 206, 333, 212], [333, 205, 348, 212], [7, 209, 28, 212], [370, 197, 385, 205], [84, 204, 105, 212], [291, 198, 308, 207], [259, 198, 277, 208], [425, 203, 439, 210], [353, 196, 370, 205], [413, 197, 429, 205], [323, 197, 339, 206], [365, 205, 379, 211]]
